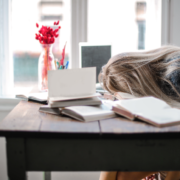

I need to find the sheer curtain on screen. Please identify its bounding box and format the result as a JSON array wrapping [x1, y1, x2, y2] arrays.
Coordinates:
[[0, 0, 13, 96]]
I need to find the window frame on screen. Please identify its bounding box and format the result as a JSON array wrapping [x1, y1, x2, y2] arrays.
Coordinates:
[[70, 0, 87, 68], [1, 0, 180, 95], [0, 0, 14, 96], [161, 0, 180, 46]]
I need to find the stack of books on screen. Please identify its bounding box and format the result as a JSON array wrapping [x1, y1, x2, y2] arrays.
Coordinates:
[[39, 67, 116, 122]]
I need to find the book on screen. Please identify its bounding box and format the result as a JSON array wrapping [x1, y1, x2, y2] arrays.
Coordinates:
[[48, 67, 97, 101], [95, 83, 108, 95], [103, 92, 116, 101], [16, 92, 48, 104], [49, 97, 102, 108], [112, 96, 180, 127], [49, 93, 101, 102], [103, 91, 137, 101], [48, 67, 102, 107], [114, 92, 137, 100], [39, 103, 116, 122]]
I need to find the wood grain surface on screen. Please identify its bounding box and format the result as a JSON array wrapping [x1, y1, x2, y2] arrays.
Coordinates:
[[0, 101, 100, 133], [1, 101, 180, 135], [0, 101, 42, 131], [99, 116, 180, 134], [40, 112, 99, 133]]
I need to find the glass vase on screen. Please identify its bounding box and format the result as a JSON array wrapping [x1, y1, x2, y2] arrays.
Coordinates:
[[38, 44, 55, 91]]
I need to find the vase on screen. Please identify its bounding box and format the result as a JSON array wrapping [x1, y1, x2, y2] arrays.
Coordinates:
[[38, 44, 55, 91]]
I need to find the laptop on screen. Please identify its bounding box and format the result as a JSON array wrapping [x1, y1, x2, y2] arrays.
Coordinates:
[[79, 43, 111, 94]]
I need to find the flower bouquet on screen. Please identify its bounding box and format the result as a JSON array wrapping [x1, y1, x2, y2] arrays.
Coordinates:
[[35, 21, 61, 91]]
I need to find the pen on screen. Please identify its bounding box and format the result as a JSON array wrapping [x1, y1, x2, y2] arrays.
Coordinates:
[[65, 61, 69, 69], [54, 59, 57, 69], [56, 61, 59, 69], [60, 42, 67, 66], [60, 65, 63, 69]]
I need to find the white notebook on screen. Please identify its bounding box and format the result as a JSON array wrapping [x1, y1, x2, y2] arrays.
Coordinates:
[[61, 104, 116, 122], [39, 103, 116, 122], [16, 92, 48, 104], [48, 67, 97, 101], [49, 97, 102, 108], [112, 96, 180, 127]]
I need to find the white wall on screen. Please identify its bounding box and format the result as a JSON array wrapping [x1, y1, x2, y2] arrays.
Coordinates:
[[161, 0, 180, 46], [0, 98, 100, 180]]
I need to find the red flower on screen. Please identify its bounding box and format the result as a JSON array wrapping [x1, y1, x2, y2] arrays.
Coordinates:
[[35, 21, 61, 44]]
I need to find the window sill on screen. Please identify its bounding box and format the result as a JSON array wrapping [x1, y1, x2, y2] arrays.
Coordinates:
[[0, 97, 20, 112]]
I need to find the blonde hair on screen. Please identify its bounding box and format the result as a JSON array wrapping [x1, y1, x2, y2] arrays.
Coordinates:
[[99, 45, 180, 103]]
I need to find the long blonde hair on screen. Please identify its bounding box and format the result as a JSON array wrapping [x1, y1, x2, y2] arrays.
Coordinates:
[[99, 45, 180, 102]]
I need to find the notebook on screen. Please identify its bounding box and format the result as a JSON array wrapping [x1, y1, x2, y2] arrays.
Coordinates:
[[114, 92, 137, 100], [49, 97, 102, 108], [48, 67, 98, 101], [112, 96, 180, 127], [16, 92, 48, 104], [39, 103, 116, 122]]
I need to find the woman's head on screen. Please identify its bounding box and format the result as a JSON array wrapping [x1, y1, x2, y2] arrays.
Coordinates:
[[99, 45, 180, 102]]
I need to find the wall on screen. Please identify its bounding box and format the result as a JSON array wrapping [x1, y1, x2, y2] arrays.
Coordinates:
[[0, 98, 100, 180]]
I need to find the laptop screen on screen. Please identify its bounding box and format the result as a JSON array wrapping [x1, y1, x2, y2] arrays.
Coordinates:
[[79, 44, 111, 83]]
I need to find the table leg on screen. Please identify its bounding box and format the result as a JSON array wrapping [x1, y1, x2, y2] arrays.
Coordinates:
[[6, 138, 27, 180], [44, 171, 51, 180]]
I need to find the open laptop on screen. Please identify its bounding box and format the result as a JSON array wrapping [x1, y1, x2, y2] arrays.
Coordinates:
[[79, 43, 111, 94]]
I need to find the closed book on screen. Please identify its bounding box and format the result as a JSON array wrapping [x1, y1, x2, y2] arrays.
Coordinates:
[[39, 103, 116, 122], [49, 97, 102, 108], [114, 92, 137, 100], [16, 92, 48, 104]]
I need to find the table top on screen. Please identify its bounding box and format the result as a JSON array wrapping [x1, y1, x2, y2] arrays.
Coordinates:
[[1, 101, 180, 138]]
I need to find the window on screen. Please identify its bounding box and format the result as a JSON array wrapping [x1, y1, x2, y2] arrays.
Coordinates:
[[137, 20, 146, 49], [87, 0, 161, 56], [1, 0, 175, 96], [136, 2, 146, 49], [11, 0, 71, 93], [39, 1, 63, 21]]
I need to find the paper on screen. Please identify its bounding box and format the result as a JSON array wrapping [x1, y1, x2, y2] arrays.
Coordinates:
[[114, 92, 137, 99], [115, 96, 170, 114], [49, 93, 100, 102], [48, 67, 96, 98], [113, 96, 180, 127], [141, 108, 180, 123]]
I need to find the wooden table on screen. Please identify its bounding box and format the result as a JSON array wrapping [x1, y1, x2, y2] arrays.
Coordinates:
[[0, 101, 180, 180]]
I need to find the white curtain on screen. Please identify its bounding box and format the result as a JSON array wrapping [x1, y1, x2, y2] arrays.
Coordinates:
[[0, 0, 14, 96]]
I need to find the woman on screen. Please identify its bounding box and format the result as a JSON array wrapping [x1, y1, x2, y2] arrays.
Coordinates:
[[99, 45, 180, 103], [98, 45, 180, 180]]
